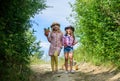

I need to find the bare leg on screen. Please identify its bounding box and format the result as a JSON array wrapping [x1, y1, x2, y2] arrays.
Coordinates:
[[69, 52, 73, 71], [64, 52, 68, 71]]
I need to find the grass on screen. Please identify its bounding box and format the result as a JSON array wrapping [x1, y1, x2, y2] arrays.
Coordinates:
[[30, 56, 50, 65], [74, 48, 118, 68]]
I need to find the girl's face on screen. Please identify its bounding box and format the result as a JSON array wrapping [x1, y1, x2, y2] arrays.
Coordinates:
[[66, 29, 72, 35], [52, 25, 60, 31]]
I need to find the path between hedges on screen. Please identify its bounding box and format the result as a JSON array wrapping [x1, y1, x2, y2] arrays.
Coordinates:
[[29, 63, 120, 81]]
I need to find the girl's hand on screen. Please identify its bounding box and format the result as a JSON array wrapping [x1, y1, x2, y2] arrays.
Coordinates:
[[63, 44, 67, 47], [73, 41, 78, 46], [44, 31, 49, 37], [44, 28, 50, 37]]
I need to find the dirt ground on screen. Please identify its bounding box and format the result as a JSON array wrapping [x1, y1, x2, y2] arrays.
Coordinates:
[[29, 63, 120, 81]]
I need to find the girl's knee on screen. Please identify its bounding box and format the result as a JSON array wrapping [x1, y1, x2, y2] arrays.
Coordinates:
[[65, 58, 68, 61], [69, 58, 73, 62]]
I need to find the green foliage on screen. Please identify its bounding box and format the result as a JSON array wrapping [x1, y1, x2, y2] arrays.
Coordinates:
[[30, 55, 45, 65], [74, 0, 120, 67], [30, 40, 44, 64], [0, 0, 46, 81], [27, 30, 44, 64]]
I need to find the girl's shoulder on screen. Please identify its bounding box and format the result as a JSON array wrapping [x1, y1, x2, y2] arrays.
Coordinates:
[[58, 31, 63, 36], [63, 34, 69, 38], [49, 31, 53, 35], [60, 31, 63, 35]]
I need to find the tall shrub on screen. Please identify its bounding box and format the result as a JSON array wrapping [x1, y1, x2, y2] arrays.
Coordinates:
[[74, 0, 120, 67], [0, 0, 46, 81]]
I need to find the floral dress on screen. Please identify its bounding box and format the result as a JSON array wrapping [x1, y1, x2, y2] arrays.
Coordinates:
[[47, 32, 63, 56]]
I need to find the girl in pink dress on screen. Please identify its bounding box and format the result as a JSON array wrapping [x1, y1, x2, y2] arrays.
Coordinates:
[[45, 22, 63, 73]]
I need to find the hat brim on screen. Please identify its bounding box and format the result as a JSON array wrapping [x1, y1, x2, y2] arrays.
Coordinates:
[[51, 22, 60, 27], [65, 26, 74, 32]]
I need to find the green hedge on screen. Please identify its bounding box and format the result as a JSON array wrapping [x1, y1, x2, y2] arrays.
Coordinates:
[[0, 0, 46, 81], [74, 0, 120, 68]]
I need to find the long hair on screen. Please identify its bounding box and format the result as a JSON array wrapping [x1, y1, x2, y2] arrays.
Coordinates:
[[50, 25, 62, 35], [65, 26, 75, 40], [51, 27, 62, 33], [50, 22, 62, 33]]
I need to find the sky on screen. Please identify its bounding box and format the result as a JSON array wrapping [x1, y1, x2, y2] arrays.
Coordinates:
[[31, 0, 76, 61]]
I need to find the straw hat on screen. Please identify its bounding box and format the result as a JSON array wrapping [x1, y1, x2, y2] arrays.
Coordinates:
[[51, 22, 60, 27]]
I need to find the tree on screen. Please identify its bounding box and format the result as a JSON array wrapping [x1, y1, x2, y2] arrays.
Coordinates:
[[73, 0, 120, 67], [0, 0, 46, 81]]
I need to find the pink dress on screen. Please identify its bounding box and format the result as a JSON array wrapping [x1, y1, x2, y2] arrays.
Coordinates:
[[47, 32, 63, 56]]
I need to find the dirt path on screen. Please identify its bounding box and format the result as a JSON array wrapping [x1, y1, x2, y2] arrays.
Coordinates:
[[29, 63, 120, 81]]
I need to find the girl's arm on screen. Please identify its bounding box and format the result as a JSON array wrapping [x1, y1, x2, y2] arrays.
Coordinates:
[[73, 41, 78, 45], [62, 36, 66, 46], [46, 32, 52, 43], [73, 38, 78, 46], [62, 36, 65, 46], [60, 33, 63, 48]]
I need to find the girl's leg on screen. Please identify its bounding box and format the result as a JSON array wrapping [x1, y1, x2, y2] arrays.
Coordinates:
[[54, 55, 58, 72], [64, 52, 69, 71], [51, 56, 55, 72], [69, 52, 73, 71]]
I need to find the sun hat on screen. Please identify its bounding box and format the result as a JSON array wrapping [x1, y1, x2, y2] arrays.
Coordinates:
[[65, 25, 75, 32], [51, 22, 60, 27]]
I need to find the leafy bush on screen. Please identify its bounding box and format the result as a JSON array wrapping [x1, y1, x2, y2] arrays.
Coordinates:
[[0, 0, 46, 81], [73, 0, 120, 68]]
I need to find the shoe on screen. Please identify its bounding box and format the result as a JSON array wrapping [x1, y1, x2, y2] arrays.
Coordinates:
[[52, 71, 55, 74], [54, 70, 58, 74], [65, 71, 68, 74], [70, 70, 75, 73]]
